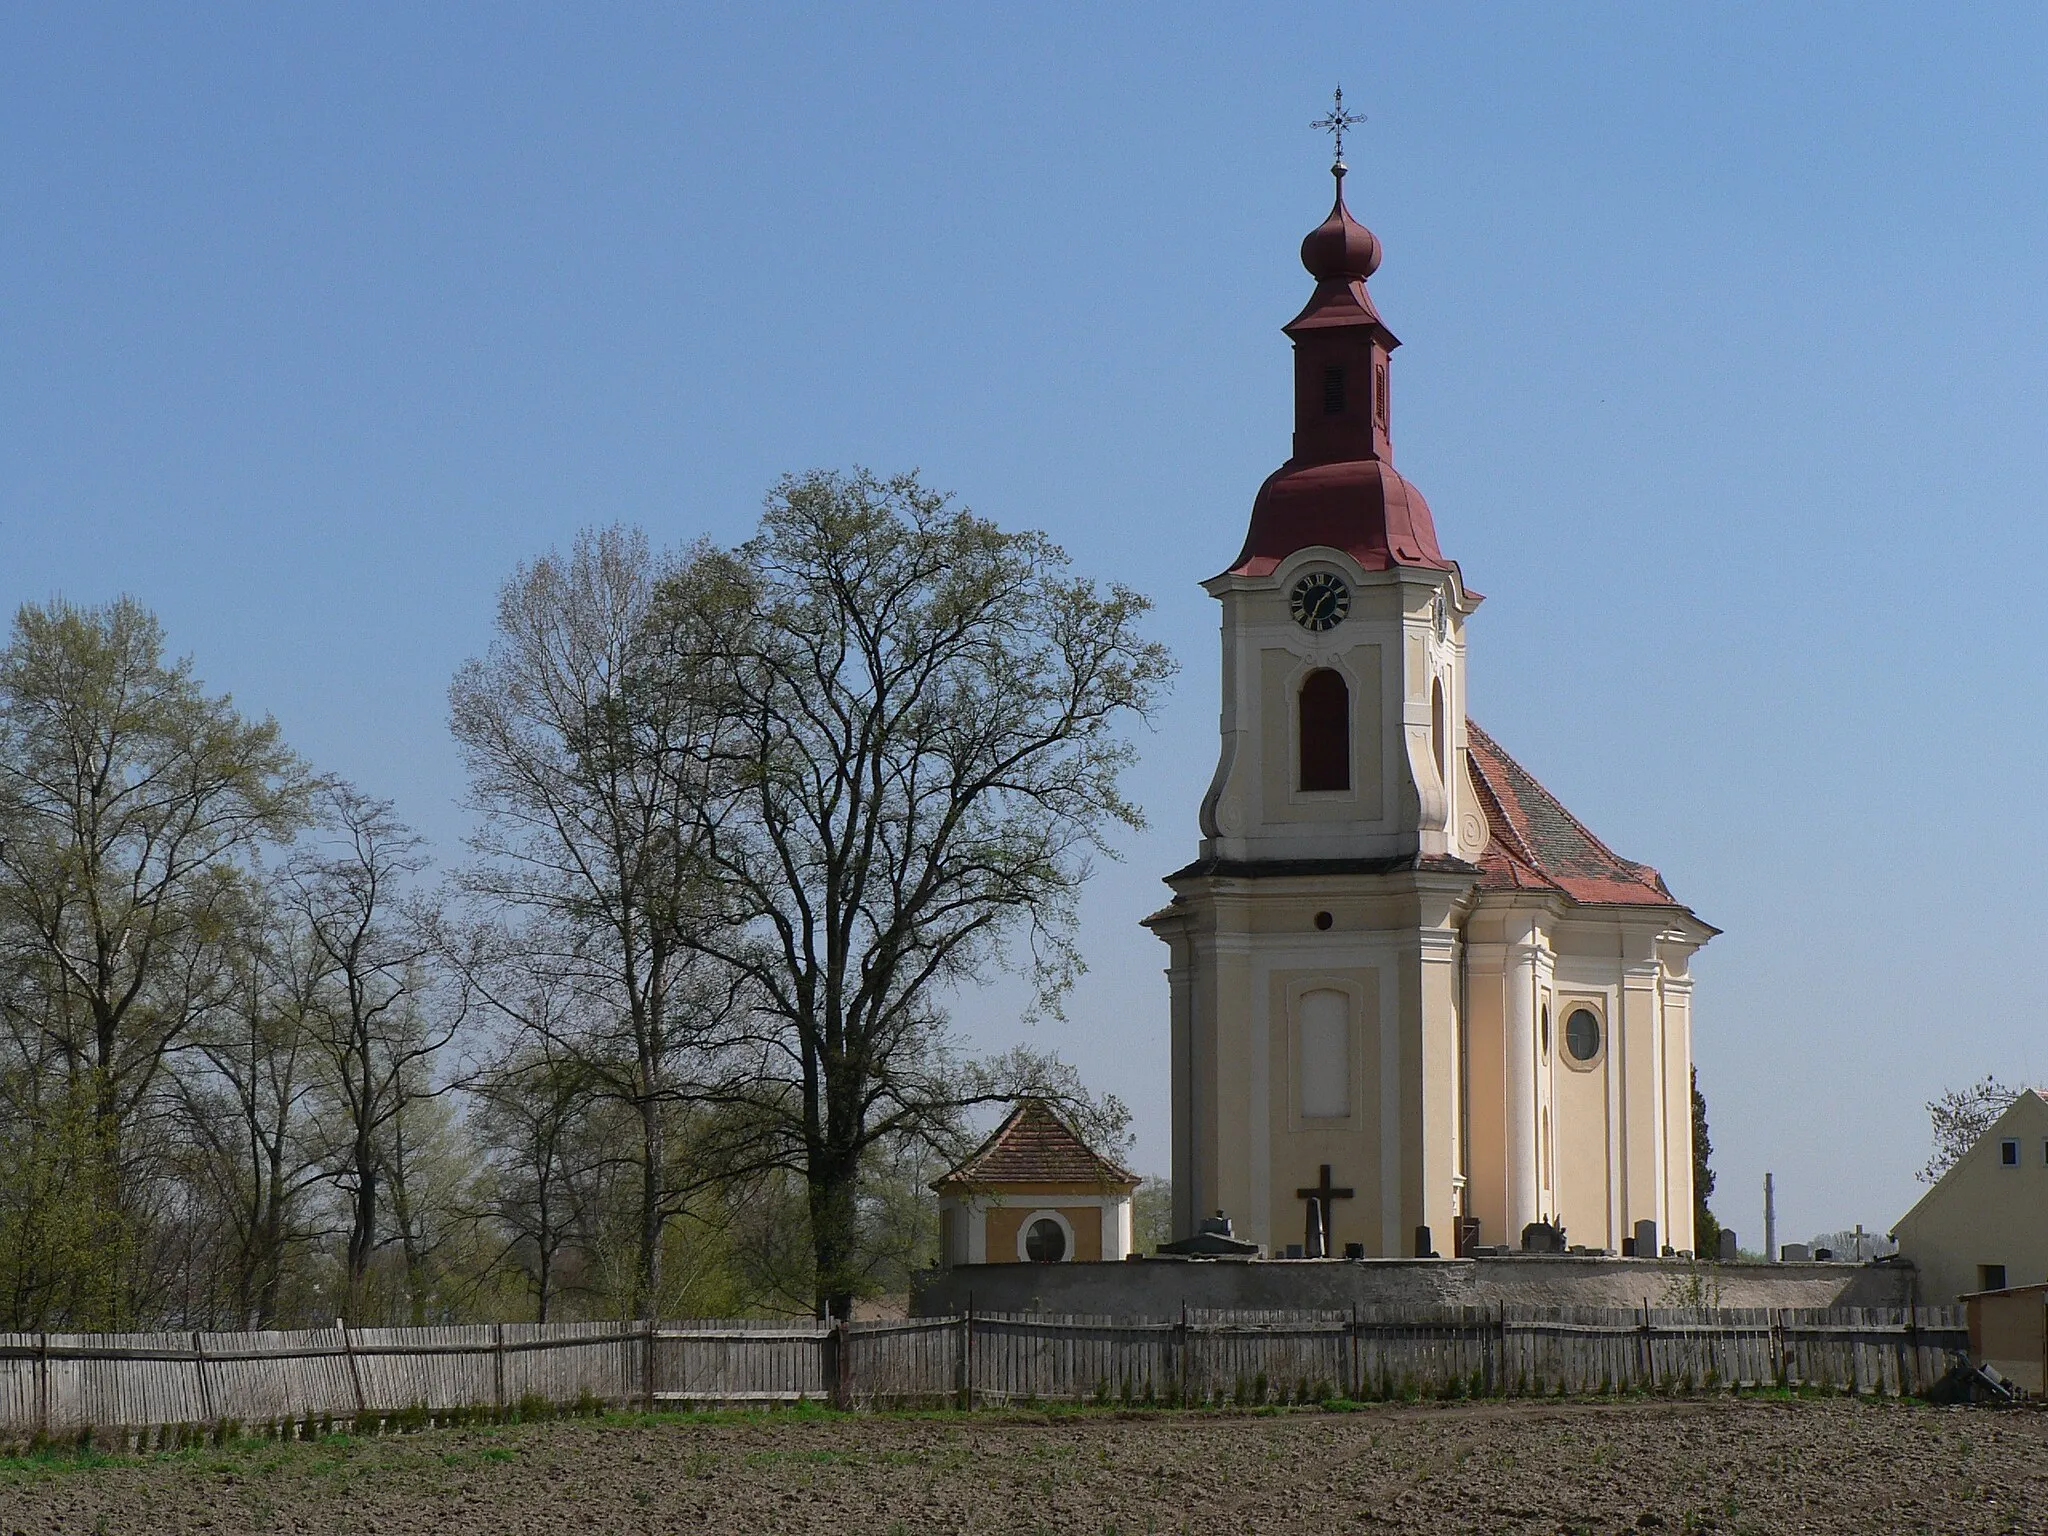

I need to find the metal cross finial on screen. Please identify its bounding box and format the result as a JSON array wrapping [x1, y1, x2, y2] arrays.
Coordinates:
[[1310, 86, 1367, 168]]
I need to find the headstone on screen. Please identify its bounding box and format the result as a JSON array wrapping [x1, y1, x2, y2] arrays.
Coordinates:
[[1781, 1242, 1810, 1263], [1717, 1229, 1739, 1263], [1520, 1221, 1565, 1254], [1343, 1242, 1365, 1260], [1284, 1243, 1304, 1259], [1812, 1247, 1833, 1262], [1633, 1219, 1658, 1260], [1621, 1237, 1635, 1257], [1156, 1209, 1260, 1257], [1413, 1224, 1432, 1259]]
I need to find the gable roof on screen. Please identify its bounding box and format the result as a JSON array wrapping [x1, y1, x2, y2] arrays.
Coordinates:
[[1894, 1088, 2048, 1234], [932, 1099, 1138, 1192], [1465, 720, 1688, 911]]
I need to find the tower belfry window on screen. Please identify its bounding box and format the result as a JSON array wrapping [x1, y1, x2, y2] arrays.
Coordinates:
[[1299, 669, 1350, 791], [1322, 366, 1346, 416]]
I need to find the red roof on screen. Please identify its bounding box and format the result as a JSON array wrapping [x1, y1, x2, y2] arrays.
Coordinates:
[[932, 1099, 1138, 1191], [1466, 720, 1683, 909], [1229, 457, 1453, 577]]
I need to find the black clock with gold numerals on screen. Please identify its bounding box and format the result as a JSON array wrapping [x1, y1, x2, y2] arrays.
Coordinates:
[[1289, 570, 1351, 632]]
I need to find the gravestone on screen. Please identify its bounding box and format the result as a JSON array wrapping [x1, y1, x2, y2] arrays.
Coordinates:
[[1781, 1242, 1811, 1262], [1717, 1228, 1739, 1263], [1520, 1221, 1565, 1253], [1633, 1219, 1658, 1260]]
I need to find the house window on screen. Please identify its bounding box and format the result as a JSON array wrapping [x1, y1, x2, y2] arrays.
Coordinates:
[[1323, 365, 1346, 415], [1298, 669, 1350, 791], [2001, 1139, 2020, 1167], [1980, 1264, 2008, 1292], [1025, 1217, 1067, 1262]]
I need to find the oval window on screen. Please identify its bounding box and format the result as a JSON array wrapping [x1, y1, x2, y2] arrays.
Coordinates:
[[1025, 1217, 1068, 1263], [1565, 1008, 1601, 1063]]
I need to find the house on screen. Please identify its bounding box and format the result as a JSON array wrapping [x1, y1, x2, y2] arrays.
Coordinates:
[[931, 1099, 1139, 1266], [1892, 1088, 2048, 1302]]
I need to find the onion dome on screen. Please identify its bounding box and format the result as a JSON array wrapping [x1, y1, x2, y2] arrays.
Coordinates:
[[1300, 166, 1382, 282]]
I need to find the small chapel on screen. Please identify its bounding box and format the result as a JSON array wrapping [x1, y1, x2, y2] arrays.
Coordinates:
[[1141, 133, 1717, 1264]]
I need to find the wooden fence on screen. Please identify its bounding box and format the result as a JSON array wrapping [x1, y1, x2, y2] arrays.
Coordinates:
[[0, 1305, 1969, 1437]]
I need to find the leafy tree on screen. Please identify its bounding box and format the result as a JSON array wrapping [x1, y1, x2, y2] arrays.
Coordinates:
[[1691, 1066, 1719, 1259], [645, 469, 1172, 1318], [0, 597, 311, 1321], [1919, 1075, 2021, 1184], [1131, 1175, 1174, 1257]]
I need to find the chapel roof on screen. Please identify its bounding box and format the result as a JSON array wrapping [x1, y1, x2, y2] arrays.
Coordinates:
[[931, 1098, 1138, 1192], [1465, 720, 1686, 910]]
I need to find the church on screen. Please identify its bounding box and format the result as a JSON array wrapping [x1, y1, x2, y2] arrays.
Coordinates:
[[1141, 142, 1717, 1264]]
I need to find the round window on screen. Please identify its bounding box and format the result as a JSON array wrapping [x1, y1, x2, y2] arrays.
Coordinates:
[[1565, 1008, 1602, 1063], [1025, 1217, 1067, 1263]]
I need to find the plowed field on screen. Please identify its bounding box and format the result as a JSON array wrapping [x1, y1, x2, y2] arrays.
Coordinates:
[[2, 1397, 2042, 1534]]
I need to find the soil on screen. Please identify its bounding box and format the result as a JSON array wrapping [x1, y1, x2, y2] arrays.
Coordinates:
[[2, 1397, 2044, 1535]]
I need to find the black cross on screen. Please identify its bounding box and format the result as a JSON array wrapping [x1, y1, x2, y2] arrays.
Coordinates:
[[1295, 1163, 1354, 1257], [1310, 87, 1368, 168]]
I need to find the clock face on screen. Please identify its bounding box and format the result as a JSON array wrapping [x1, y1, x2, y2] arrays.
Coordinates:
[[1290, 571, 1351, 633]]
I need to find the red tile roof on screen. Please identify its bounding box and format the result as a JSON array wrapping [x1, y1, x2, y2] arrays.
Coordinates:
[[932, 1099, 1138, 1191], [1465, 720, 1682, 909]]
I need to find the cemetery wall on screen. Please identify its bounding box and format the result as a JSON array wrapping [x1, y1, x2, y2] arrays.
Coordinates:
[[910, 1254, 1918, 1319]]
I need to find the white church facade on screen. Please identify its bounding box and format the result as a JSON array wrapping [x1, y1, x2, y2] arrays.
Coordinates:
[[1143, 158, 1716, 1263]]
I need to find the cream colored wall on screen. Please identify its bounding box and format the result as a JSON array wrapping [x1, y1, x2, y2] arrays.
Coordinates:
[[937, 1188, 1135, 1266], [1257, 646, 1384, 824], [1457, 906, 1706, 1255], [1152, 872, 1472, 1258], [1199, 551, 1477, 865], [1895, 1092, 2048, 1303]]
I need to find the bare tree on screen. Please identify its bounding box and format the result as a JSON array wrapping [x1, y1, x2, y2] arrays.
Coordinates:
[[467, 1035, 602, 1320], [176, 882, 330, 1326], [290, 783, 456, 1322], [1919, 1075, 2023, 1184], [646, 469, 1171, 1317], [448, 527, 753, 1318]]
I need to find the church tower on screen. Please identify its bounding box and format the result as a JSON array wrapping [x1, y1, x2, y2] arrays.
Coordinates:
[[1145, 137, 1717, 1261]]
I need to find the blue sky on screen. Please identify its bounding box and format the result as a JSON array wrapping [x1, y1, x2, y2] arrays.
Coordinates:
[[5, 5, 2046, 1248]]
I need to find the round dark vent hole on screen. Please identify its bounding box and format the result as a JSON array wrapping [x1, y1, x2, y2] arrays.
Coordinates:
[[1313, 911, 1334, 931]]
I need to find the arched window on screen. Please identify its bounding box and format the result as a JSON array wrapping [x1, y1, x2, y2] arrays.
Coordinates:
[[1298, 669, 1349, 791]]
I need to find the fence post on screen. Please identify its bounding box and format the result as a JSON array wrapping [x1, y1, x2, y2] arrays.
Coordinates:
[[1638, 1300, 1654, 1392], [337, 1318, 367, 1424], [957, 1304, 973, 1411], [642, 1317, 658, 1414], [1175, 1301, 1189, 1406], [192, 1331, 215, 1427], [493, 1322, 506, 1413], [1769, 1307, 1785, 1387], [1349, 1304, 1360, 1402], [35, 1331, 48, 1440], [826, 1319, 852, 1410]]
